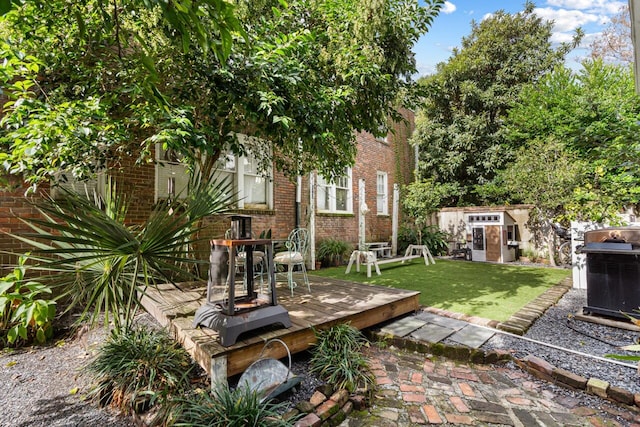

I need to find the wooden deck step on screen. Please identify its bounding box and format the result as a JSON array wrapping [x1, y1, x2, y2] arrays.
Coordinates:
[[140, 274, 420, 380]]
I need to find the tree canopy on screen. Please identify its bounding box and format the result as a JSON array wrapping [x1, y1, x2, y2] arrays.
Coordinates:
[[482, 60, 640, 224], [589, 4, 632, 65], [410, 1, 579, 205], [0, 0, 444, 189]]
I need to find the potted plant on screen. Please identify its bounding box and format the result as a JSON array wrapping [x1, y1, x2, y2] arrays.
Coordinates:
[[317, 238, 351, 267]]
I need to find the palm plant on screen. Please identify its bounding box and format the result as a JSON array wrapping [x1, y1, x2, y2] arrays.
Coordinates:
[[9, 174, 234, 332]]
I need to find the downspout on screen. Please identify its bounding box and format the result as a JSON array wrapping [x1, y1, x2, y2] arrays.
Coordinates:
[[295, 175, 302, 228]]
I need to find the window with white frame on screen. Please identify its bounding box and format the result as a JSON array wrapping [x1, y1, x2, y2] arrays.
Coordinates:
[[155, 142, 272, 209], [51, 171, 105, 200], [376, 124, 388, 143], [317, 167, 352, 213], [213, 150, 272, 209], [237, 154, 271, 208], [376, 171, 388, 215], [155, 145, 190, 202]]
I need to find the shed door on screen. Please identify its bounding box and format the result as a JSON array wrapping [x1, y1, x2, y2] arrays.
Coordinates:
[[486, 225, 501, 262]]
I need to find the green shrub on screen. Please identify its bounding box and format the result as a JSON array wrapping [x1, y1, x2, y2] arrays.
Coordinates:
[[85, 327, 193, 414], [317, 238, 351, 267], [398, 224, 449, 256], [168, 384, 293, 427], [310, 323, 375, 395], [0, 254, 56, 347]]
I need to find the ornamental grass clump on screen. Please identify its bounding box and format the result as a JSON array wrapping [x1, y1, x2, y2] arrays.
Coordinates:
[[310, 323, 375, 395], [167, 383, 293, 427], [85, 327, 193, 415]]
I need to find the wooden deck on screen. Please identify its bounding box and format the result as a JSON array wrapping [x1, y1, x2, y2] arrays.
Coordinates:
[[140, 274, 419, 381]]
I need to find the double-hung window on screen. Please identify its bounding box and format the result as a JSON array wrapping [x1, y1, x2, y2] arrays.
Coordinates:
[[317, 168, 352, 213], [155, 145, 189, 202], [52, 173, 104, 200], [376, 172, 388, 215], [52, 164, 105, 200], [155, 139, 272, 209], [214, 150, 272, 210]]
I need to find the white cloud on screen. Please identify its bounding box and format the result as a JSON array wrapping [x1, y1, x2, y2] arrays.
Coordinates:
[[546, 0, 599, 9], [549, 31, 577, 44], [415, 61, 438, 78], [481, 12, 494, 22], [441, 1, 456, 14], [534, 7, 600, 32], [545, 0, 626, 15], [572, 31, 601, 49]]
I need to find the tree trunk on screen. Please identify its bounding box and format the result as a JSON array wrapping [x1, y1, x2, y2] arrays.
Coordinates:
[[542, 220, 557, 267]]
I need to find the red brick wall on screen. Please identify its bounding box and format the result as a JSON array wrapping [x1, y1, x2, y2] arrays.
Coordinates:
[[110, 155, 156, 224], [0, 177, 46, 274], [0, 110, 415, 271], [311, 109, 416, 246]]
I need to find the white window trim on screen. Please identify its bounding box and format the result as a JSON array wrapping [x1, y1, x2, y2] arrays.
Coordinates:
[[376, 171, 388, 215], [235, 154, 273, 210], [375, 124, 389, 143], [316, 168, 353, 214], [155, 140, 273, 209], [51, 171, 105, 200], [155, 144, 190, 203]]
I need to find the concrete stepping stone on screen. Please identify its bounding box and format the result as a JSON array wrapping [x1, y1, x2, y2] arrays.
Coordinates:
[[426, 315, 468, 331], [410, 323, 455, 343], [448, 324, 496, 348], [380, 317, 427, 337]]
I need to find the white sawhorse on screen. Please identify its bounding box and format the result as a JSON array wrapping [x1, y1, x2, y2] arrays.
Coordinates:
[[345, 250, 381, 278], [345, 244, 436, 278]]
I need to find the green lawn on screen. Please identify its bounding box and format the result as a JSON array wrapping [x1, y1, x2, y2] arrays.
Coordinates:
[[310, 258, 571, 322]]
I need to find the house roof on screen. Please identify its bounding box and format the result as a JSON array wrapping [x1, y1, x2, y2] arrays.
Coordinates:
[[440, 204, 533, 213]]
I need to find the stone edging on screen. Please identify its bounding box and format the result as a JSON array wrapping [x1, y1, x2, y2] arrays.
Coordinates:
[[516, 354, 640, 410]]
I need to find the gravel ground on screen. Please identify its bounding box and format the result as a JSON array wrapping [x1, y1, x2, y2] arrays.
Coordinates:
[[0, 326, 135, 427], [481, 287, 640, 395], [0, 315, 322, 427], [2, 287, 640, 426]]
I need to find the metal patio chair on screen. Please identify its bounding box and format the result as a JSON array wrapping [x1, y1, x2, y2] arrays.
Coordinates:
[[273, 228, 310, 296]]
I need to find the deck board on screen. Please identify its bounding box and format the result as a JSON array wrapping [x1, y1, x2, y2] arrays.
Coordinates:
[[140, 274, 419, 379]]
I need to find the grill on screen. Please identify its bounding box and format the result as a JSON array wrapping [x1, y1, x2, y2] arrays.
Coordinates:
[[580, 227, 640, 319], [193, 217, 291, 347]]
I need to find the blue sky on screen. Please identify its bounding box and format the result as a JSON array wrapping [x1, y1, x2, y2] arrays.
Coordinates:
[[414, 0, 628, 77]]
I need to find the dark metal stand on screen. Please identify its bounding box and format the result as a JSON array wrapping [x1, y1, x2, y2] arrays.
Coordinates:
[[193, 238, 291, 347]]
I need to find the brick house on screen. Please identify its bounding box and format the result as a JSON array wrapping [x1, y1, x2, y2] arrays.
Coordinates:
[[0, 108, 415, 273]]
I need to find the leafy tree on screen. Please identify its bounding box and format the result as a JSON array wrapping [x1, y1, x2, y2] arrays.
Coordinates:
[[479, 60, 640, 262], [0, 0, 444, 189], [500, 60, 640, 223], [411, 1, 579, 205], [589, 4, 632, 64], [479, 138, 585, 265], [403, 179, 460, 244]]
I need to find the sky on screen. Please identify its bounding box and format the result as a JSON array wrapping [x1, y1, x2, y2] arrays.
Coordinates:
[[414, 0, 628, 77]]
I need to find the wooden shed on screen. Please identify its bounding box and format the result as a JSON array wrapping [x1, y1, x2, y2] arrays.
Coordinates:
[[465, 211, 518, 263]]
